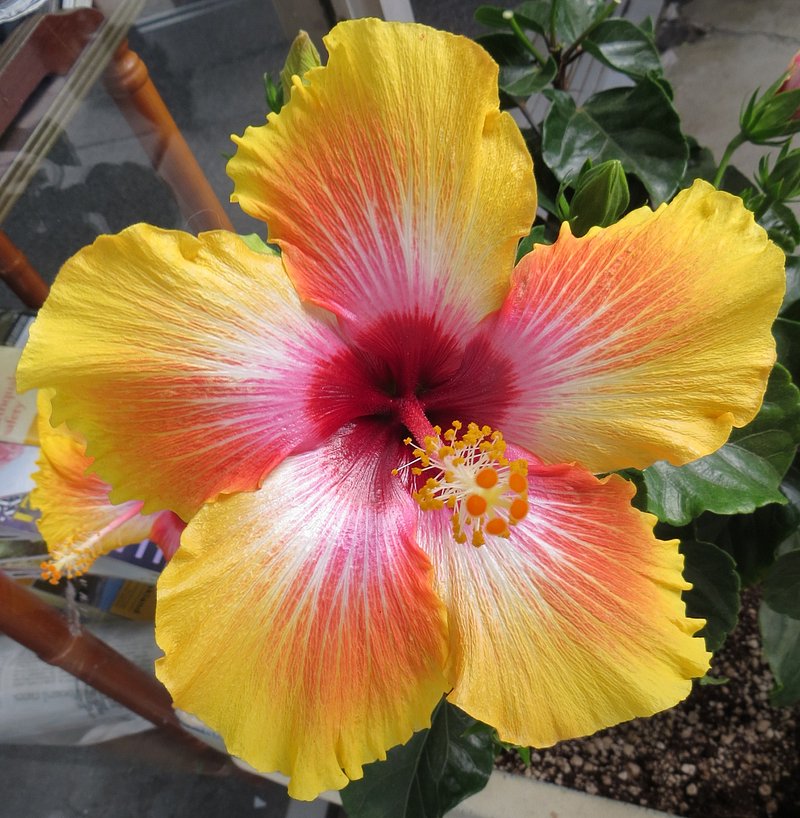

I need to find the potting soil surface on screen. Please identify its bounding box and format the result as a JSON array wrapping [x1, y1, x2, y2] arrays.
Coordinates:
[[497, 589, 799, 818]]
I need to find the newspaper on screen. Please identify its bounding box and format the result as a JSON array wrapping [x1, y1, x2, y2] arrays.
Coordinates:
[[0, 620, 159, 744]]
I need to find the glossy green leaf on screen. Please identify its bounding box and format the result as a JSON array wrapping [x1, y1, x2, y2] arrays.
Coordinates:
[[541, 79, 688, 203], [763, 550, 800, 618], [582, 18, 662, 79], [680, 540, 741, 652], [760, 201, 800, 254], [514, 1, 551, 35], [516, 224, 549, 262], [474, 5, 512, 29], [774, 316, 800, 382], [644, 364, 800, 525], [499, 57, 557, 96], [474, 32, 531, 67], [552, 0, 606, 46], [681, 136, 717, 186], [780, 256, 800, 318], [760, 600, 800, 705], [340, 701, 495, 818]]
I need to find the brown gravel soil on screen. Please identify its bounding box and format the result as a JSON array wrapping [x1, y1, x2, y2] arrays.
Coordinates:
[[497, 589, 800, 817]]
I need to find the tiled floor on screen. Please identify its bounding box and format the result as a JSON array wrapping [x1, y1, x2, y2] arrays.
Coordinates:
[[2, 0, 800, 816]]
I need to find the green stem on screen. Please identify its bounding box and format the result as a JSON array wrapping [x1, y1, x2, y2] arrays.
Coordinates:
[[560, 0, 618, 65], [549, 0, 558, 49], [504, 11, 548, 68], [712, 133, 745, 189]]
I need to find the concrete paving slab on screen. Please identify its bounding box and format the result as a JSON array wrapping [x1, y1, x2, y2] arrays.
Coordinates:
[[664, 0, 800, 175]]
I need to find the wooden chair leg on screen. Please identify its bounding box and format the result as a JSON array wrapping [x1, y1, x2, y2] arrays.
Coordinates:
[[0, 570, 278, 781], [0, 231, 49, 309], [0, 570, 181, 732], [104, 42, 234, 234]]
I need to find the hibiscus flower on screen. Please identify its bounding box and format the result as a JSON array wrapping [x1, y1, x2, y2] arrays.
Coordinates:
[[17, 19, 784, 801]]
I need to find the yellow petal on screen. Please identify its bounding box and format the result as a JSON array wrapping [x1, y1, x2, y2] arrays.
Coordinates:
[[18, 226, 356, 520], [418, 463, 710, 746], [228, 19, 536, 340], [156, 421, 448, 800], [490, 180, 785, 472]]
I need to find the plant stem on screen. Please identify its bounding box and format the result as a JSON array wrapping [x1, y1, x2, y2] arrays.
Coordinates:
[[504, 12, 548, 68], [560, 0, 618, 67], [712, 133, 746, 189]]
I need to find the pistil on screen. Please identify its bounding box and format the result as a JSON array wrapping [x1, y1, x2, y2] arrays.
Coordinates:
[[40, 502, 143, 584], [395, 413, 530, 547]]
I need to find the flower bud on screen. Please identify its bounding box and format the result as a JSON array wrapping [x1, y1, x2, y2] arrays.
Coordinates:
[[740, 54, 800, 142], [569, 160, 630, 236], [280, 31, 322, 101], [779, 51, 800, 94], [778, 51, 800, 119]]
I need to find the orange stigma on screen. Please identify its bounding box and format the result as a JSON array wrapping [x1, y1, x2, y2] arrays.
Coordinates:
[[399, 421, 529, 547]]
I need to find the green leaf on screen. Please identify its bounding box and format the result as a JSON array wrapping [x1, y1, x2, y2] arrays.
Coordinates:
[[699, 674, 729, 685], [499, 57, 557, 96], [552, 0, 606, 47], [541, 78, 688, 204], [474, 32, 531, 67], [704, 493, 799, 586], [774, 316, 800, 382], [760, 600, 800, 705], [644, 364, 800, 525], [763, 550, 800, 618], [263, 73, 283, 114], [474, 5, 512, 29], [514, 1, 551, 36], [681, 136, 717, 185], [680, 540, 741, 652], [760, 201, 800, 254], [516, 224, 549, 262], [582, 19, 662, 79], [780, 256, 800, 318], [340, 701, 495, 818]]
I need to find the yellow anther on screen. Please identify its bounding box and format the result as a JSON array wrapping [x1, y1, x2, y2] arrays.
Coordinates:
[[399, 420, 531, 550]]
